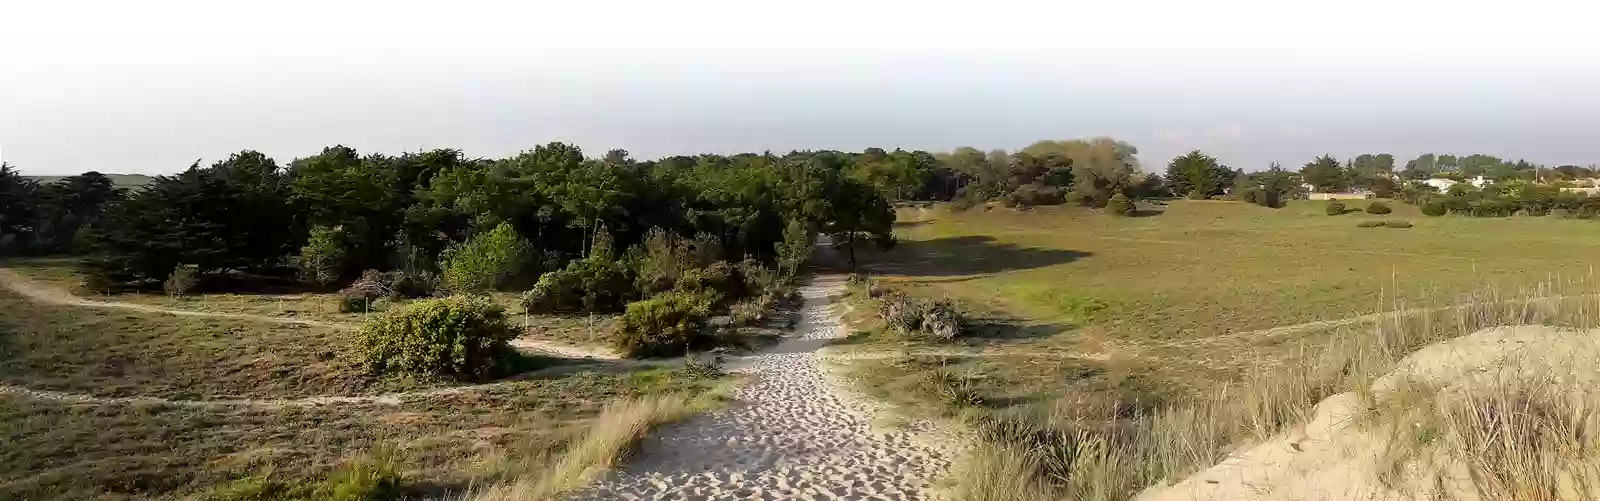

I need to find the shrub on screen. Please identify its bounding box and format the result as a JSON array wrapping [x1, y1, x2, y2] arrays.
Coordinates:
[[775, 219, 813, 280], [1325, 200, 1346, 216], [611, 291, 715, 358], [1365, 201, 1391, 214], [524, 258, 632, 314], [338, 270, 392, 313], [1356, 220, 1385, 228], [730, 293, 777, 326], [298, 225, 349, 288], [878, 293, 967, 340], [737, 259, 778, 296], [164, 264, 199, 296], [1007, 184, 1065, 207], [439, 222, 527, 294], [355, 295, 517, 380], [1106, 193, 1135, 216], [673, 261, 739, 302], [1421, 199, 1448, 216], [921, 299, 964, 340], [1384, 220, 1413, 228]]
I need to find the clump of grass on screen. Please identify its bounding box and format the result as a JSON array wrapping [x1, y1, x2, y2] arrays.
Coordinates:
[[464, 390, 726, 501], [205, 448, 401, 501]]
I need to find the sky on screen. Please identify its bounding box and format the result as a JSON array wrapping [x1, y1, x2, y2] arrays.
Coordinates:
[[5, 0, 1600, 175]]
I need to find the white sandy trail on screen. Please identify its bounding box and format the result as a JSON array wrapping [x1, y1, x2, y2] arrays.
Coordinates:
[[566, 275, 958, 501]]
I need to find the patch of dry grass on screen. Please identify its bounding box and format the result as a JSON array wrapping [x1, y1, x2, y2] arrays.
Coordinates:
[[463, 383, 735, 501]]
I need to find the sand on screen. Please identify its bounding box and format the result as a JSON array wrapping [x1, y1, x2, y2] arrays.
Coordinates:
[[565, 275, 958, 501], [1138, 324, 1600, 501]]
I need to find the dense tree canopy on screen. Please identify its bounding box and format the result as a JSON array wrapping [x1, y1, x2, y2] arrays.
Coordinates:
[[1164, 150, 1232, 199]]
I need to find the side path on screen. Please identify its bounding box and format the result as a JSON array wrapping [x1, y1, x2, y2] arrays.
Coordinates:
[[566, 274, 959, 501], [0, 268, 621, 407]]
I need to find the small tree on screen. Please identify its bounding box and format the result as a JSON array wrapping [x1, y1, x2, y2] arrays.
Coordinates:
[[299, 225, 349, 288], [439, 222, 527, 294], [775, 219, 813, 279], [164, 264, 200, 296], [1106, 193, 1135, 216], [1365, 201, 1392, 214], [1325, 200, 1346, 216]]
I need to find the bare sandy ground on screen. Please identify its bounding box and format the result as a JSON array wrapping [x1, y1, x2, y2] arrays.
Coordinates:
[[566, 275, 959, 501], [1138, 324, 1600, 501]]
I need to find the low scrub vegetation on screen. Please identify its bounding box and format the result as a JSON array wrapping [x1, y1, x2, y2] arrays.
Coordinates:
[[610, 291, 717, 358], [1366, 200, 1392, 214], [355, 295, 518, 381], [1325, 200, 1346, 215]]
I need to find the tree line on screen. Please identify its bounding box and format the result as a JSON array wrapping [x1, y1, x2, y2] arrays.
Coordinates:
[[0, 143, 905, 291]]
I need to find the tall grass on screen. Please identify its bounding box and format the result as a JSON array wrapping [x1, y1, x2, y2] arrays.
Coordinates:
[[464, 383, 731, 501], [944, 279, 1600, 501]]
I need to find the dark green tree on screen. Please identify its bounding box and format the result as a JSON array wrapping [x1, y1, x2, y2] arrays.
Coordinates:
[[1301, 154, 1348, 193]]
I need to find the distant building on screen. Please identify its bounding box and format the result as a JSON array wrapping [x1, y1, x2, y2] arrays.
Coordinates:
[[1423, 178, 1459, 192], [1469, 175, 1491, 189]]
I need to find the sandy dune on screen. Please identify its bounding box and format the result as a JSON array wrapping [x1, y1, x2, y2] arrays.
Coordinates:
[[1139, 324, 1600, 501], [566, 275, 958, 501]]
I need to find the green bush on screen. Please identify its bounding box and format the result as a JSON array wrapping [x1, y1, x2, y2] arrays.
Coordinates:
[[611, 291, 715, 358], [1106, 193, 1135, 216], [439, 222, 527, 294], [355, 295, 516, 381], [524, 257, 632, 314], [1421, 199, 1448, 216], [1384, 220, 1413, 228], [298, 225, 348, 288], [164, 264, 199, 296], [1325, 200, 1346, 216], [1356, 220, 1385, 228], [1365, 201, 1391, 214]]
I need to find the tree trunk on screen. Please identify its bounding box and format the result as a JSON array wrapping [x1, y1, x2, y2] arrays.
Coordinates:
[[847, 231, 857, 271]]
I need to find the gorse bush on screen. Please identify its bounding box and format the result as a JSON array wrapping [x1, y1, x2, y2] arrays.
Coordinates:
[[164, 264, 199, 296], [1325, 200, 1346, 216], [1384, 219, 1413, 228], [1365, 201, 1391, 214], [1357, 220, 1385, 228], [439, 222, 528, 294], [524, 257, 632, 314], [611, 291, 715, 358], [355, 295, 517, 381]]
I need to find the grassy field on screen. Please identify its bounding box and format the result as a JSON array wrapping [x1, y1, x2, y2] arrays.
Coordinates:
[[829, 198, 1600, 500], [0, 261, 733, 500], [845, 200, 1600, 396]]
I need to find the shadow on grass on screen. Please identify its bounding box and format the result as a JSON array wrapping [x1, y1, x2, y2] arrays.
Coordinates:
[[865, 236, 1091, 277]]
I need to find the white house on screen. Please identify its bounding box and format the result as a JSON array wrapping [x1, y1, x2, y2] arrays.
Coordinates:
[[1423, 178, 1458, 192], [1469, 175, 1491, 189]]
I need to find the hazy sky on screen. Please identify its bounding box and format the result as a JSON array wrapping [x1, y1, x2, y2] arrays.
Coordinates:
[[5, 0, 1600, 175]]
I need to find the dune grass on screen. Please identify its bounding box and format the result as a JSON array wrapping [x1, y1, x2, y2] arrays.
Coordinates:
[[464, 381, 735, 501]]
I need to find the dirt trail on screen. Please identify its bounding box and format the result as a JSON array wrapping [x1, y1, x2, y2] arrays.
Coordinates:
[[565, 275, 958, 501]]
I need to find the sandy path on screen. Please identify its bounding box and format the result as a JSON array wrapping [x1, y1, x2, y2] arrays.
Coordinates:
[[566, 275, 958, 501]]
